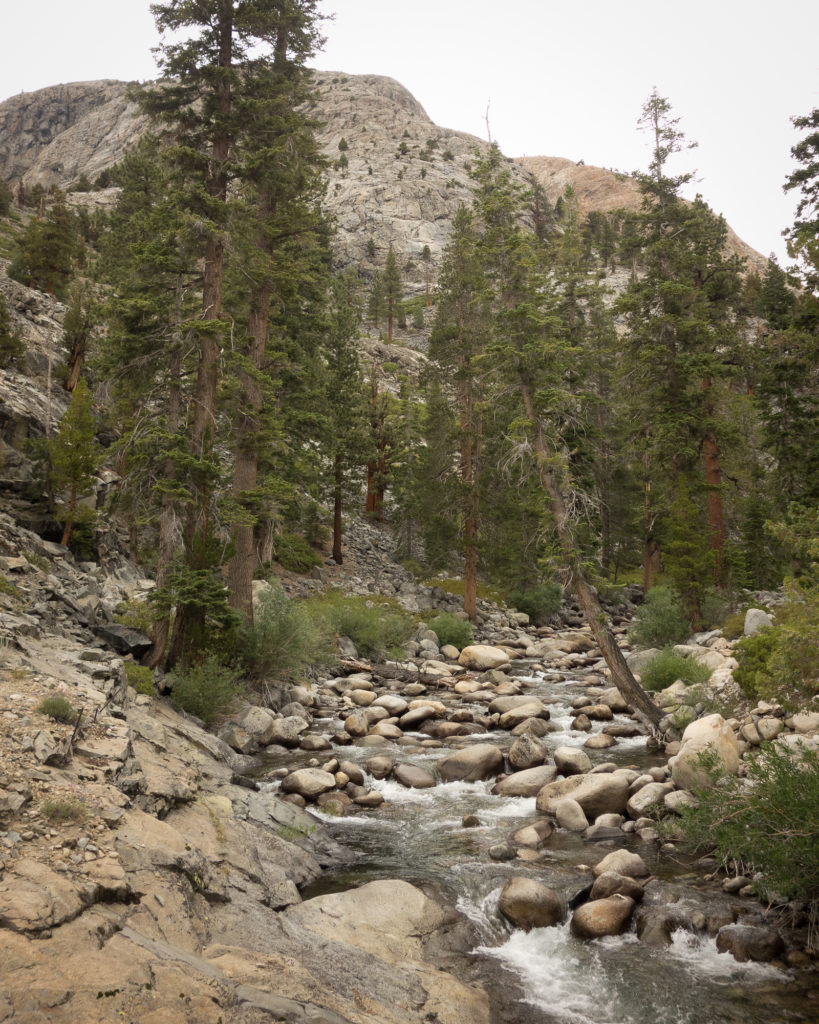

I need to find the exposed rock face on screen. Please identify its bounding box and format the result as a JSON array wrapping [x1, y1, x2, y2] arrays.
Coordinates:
[[0, 81, 146, 187]]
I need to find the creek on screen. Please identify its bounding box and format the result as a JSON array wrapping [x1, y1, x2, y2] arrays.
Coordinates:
[[263, 663, 813, 1024]]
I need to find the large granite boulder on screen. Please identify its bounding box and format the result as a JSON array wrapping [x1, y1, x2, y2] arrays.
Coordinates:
[[437, 743, 504, 782], [671, 714, 739, 790], [536, 772, 630, 818], [498, 878, 564, 930]]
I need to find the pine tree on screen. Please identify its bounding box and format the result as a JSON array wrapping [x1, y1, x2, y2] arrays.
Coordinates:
[[469, 144, 662, 730], [0, 292, 25, 369], [8, 190, 79, 299], [429, 206, 489, 619], [223, 2, 328, 619], [383, 243, 402, 342], [321, 270, 368, 564], [48, 379, 98, 547], [618, 91, 743, 603]]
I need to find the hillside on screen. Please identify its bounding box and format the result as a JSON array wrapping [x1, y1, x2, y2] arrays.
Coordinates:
[[0, 73, 766, 292]]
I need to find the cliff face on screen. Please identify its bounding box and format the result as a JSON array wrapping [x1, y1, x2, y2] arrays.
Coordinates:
[[0, 72, 765, 288]]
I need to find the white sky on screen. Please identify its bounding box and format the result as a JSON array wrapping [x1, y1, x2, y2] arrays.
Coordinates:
[[1, 0, 816, 266]]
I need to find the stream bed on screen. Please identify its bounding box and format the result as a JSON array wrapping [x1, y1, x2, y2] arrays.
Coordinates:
[[264, 664, 815, 1024]]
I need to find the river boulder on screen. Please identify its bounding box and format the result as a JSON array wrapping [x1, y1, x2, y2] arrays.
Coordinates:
[[592, 849, 650, 879], [508, 733, 548, 770], [394, 763, 436, 789], [498, 878, 564, 930], [536, 772, 630, 818], [570, 895, 635, 938], [553, 747, 592, 776], [671, 714, 739, 790], [437, 743, 504, 782], [280, 768, 336, 800], [492, 765, 558, 797], [458, 645, 510, 671], [716, 924, 785, 963]]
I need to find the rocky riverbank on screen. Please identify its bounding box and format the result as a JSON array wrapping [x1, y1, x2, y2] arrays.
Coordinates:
[[2, 512, 818, 1023]]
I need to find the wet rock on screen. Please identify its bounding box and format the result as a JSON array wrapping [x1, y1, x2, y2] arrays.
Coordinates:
[[280, 768, 336, 800], [626, 781, 673, 819], [570, 895, 635, 938], [498, 877, 564, 930], [437, 743, 504, 782], [268, 715, 310, 748], [488, 842, 516, 861], [536, 772, 630, 818], [591, 871, 645, 903], [555, 798, 588, 832], [365, 754, 394, 779], [716, 924, 785, 963], [509, 820, 553, 848], [499, 702, 548, 729], [553, 747, 592, 776], [394, 763, 436, 789], [572, 713, 592, 732], [508, 733, 548, 770], [344, 709, 371, 737], [636, 907, 692, 944], [584, 733, 615, 750], [491, 765, 558, 797], [593, 849, 650, 878]]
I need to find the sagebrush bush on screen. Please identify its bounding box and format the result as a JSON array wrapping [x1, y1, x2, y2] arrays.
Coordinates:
[[240, 581, 333, 682], [37, 695, 76, 723], [40, 794, 87, 822], [307, 591, 415, 660], [167, 657, 243, 725], [427, 612, 473, 650], [275, 532, 322, 574], [640, 648, 713, 692], [507, 582, 563, 625], [628, 586, 690, 648], [673, 742, 819, 926]]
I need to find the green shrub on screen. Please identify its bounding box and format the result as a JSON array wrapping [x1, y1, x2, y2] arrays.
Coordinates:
[[40, 794, 87, 823], [124, 662, 154, 696], [114, 598, 156, 635], [733, 628, 779, 700], [240, 581, 333, 682], [508, 582, 563, 625], [0, 292, 25, 369], [37, 696, 77, 723], [427, 613, 473, 650], [721, 612, 746, 641], [275, 532, 322, 574], [307, 591, 415, 660], [640, 648, 713, 692], [167, 657, 243, 725], [673, 742, 819, 924], [628, 586, 690, 648]]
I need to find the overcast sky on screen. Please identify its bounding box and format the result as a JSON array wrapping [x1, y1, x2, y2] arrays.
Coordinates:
[[2, 0, 816, 265]]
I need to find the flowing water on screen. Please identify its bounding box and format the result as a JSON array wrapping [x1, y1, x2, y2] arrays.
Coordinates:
[[263, 665, 815, 1024]]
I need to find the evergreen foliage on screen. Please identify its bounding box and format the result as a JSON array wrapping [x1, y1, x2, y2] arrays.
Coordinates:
[[628, 585, 690, 648], [47, 379, 98, 548], [673, 742, 819, 924], [0, 292, 25, 369], [167, 656, 244, 725]]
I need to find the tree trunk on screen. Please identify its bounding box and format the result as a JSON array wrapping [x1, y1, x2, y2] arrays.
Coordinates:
[[701, 378, 726, 586], [518, 379, 662, 733], [460, 361, 478, 621], [148, 336, 183, 669], [171, 7, 233, 667], [225, 279, 271, 623], [60, 489, 77, 547]]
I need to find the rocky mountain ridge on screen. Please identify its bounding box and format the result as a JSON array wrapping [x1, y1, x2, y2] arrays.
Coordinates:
[[0, 72, 766, 295]]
